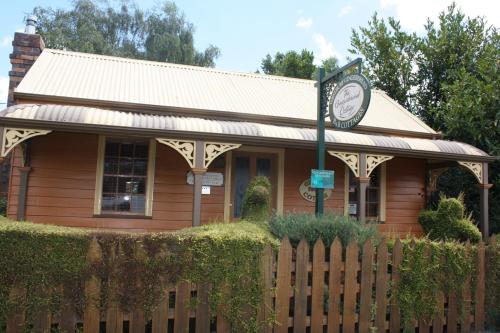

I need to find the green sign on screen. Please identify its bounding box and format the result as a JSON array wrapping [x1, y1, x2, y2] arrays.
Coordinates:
[[329, 73, 371, 129], [310, 169, 334, 189]]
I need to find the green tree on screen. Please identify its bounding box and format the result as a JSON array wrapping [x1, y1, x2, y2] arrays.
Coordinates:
[[350, 13, 418, 110], [261, 49, 316, 79], [312, 56, 340, 78], [32, 0, 220, 67], [415, 4, 497, 129], [350, 4, 500, 234]]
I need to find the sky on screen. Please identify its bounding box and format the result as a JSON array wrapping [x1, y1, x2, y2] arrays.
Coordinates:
[[0, 0, 499, 105]]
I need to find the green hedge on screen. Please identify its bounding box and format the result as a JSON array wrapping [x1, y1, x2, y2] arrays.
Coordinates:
[[486, 237, 500, 330], [269, 212, 379, 246], [0, 218, 277, 332]]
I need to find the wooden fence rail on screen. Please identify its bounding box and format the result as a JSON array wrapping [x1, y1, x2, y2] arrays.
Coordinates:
[[5, 237, 488, 333]]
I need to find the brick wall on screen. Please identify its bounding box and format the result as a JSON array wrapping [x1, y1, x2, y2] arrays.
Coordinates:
[[7, 32, 45, 106]]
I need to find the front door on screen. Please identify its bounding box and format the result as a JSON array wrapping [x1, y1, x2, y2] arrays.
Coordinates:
[[231, 152, 277, 218]]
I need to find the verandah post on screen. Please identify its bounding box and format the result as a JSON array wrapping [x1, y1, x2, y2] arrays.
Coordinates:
[[357, 153, 369, 222], [192, 140, 206, 226], [479, 162, 491, 240]]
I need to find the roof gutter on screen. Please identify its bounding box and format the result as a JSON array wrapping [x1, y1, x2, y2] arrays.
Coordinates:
[[0, 116, 494, 163]]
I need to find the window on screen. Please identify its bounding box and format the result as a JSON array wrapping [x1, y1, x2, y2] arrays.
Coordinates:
[[346, 164, 386, 221], [94, 136, 155, 216], [366, 169, 380, 219]]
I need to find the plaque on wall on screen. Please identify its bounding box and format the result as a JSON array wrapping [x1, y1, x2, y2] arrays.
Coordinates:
[[299, 179, 332, 202], [186, 171, 224, 186]]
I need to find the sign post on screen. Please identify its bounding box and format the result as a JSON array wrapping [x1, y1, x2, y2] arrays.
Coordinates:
[[315, 68, 326, 215], [315, 58, 371, 216]]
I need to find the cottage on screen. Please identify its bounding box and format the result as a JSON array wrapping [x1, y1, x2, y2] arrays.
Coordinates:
[[0, 24, 494, 236]]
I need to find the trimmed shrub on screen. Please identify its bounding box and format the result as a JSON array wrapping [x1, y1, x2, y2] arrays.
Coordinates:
[[241, 176, 272, 223], [269, 212, 379, 246], [418, 195, 481, 243]]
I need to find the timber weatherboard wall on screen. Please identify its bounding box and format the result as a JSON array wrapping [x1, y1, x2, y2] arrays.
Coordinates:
[[283, 149, 345, 214], [383, 157, 426, 235], [7, 132, 428, 233], [7, 132, 225, 230]]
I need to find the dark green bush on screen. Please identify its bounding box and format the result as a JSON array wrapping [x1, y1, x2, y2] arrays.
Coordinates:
[[269, 212, 379, 246], [0, 197, 7, 216], [241, 176, 272, 223], [418, 195, 481, 243]]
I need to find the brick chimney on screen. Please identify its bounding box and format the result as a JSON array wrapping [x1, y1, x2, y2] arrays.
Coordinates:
[[7, 15, 44, 106]]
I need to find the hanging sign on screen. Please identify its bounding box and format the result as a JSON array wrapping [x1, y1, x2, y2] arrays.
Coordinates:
[[299, 179, 332, 202], [329, 73, 371, 129], [310, 169, 335, 189]]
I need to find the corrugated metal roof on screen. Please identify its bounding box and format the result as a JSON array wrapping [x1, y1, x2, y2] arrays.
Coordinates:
[[15, 49, 437, 135], [0, 104, 488, 159]]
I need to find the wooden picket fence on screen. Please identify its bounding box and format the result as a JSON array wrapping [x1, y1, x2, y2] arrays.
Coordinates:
[[5, 237, 488, 333]]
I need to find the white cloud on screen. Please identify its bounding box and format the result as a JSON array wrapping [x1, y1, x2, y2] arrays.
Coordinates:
[[380, 0, 500, 32], [313, 33, 344, 64], [296, 17, 313, 29], [0, 36, 12, 48], [0, 77, 9, 105], [338, 5, 353, 18]]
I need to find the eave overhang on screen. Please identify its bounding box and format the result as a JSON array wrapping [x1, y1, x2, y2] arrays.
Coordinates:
[[0, 104, 493, 163]]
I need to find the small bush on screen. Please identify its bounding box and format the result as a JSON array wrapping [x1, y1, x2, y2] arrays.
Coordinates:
[[269, 212, 379, 246], [418, 195, 481, 243], [241, 176, 272, 223]]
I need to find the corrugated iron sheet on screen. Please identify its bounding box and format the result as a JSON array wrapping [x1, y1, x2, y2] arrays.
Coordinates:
[[0, 104, 488, 158], [15, 49, 437, 135]]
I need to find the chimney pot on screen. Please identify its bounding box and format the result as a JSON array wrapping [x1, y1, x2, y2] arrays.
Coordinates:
[[24, 15, 37, 34]]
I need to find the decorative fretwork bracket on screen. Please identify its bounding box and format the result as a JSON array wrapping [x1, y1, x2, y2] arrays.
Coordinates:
[[204, 142, 241, 168], [1, 128, 52, 157], [458, 161, 483, 183], [366, 154, 394, 176], [156, 139, 195, 168], [328, 151, 359, 177]]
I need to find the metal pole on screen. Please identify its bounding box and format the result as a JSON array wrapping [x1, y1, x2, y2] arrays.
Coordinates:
[[315, 67, 325, 216]]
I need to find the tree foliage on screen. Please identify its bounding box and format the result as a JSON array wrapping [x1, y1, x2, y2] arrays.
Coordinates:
[[261, 49, 316, 79], [350, 4, 500, 233], [350, 14, 418, 110], [32, 0, 220, 67], [260, 49, 339, 79]]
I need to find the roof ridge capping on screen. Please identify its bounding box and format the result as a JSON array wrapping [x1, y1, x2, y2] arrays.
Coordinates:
[[43, 48, 315, 85]]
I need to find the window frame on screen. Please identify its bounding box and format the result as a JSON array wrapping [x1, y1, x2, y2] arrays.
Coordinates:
[[93, 135, 156, 217], [344, 163, 387, 222]]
